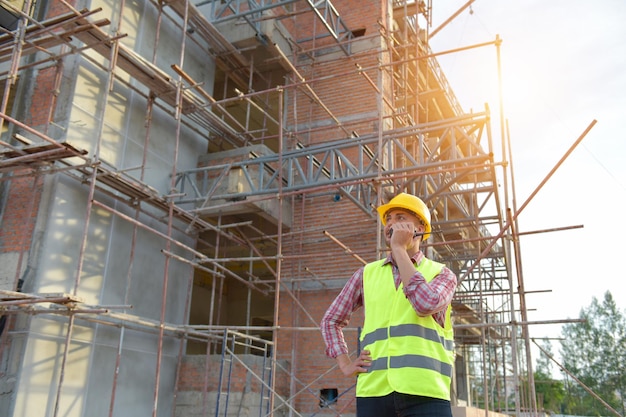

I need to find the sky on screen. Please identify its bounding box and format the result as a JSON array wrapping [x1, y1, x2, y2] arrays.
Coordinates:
[[427, 1, 626, 349]]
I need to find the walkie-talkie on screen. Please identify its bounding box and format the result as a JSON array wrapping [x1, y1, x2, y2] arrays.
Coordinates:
[[389, 227, 423, 238]]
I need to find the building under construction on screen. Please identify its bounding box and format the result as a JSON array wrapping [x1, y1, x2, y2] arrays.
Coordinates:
[[0, 0, 542, 416]]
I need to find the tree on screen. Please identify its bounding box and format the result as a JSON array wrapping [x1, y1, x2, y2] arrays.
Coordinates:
[[560, 291, 626, 416], [534, 340, 566, 414]]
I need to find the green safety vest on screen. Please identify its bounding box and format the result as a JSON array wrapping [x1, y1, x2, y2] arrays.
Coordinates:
[[356, 257, 455, 399]]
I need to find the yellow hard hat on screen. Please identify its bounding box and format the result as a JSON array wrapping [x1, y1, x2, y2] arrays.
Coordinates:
[[376, 192, 432, 240]]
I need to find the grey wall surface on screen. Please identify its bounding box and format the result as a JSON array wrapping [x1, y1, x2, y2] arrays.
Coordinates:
[[6, 0, 216, 415]]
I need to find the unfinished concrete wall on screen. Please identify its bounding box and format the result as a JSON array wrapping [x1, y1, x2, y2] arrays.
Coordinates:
[[8, 177, 192, 416]]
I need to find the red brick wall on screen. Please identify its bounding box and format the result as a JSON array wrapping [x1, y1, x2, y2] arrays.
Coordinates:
[[0, 173, 43, 255], [277, 289, 366, 414], [177, 354, 290, 398], [31, 0, 78, 128], [283, 0, 384, 54], [46, 0, 78, 18], [284, 0, 393, 147], [284, 194, 379, 281], [277, 193, 382, 414], [24, 65, 57, 128], [288, 51, 384, 146]]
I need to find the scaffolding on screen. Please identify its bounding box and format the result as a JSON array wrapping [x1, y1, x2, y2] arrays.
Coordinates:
[[0, 0, 559, 416]]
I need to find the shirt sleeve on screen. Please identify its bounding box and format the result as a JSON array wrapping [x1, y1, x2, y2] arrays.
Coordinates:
[[320, 267, 364, 358], [402, 265, 457, 326]]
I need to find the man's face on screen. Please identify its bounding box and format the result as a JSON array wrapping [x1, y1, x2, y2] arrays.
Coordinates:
[[383, 208, 425, 242]]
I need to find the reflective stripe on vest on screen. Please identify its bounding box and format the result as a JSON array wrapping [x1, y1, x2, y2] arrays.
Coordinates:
[[368, 353, 453, 376], [361, 323, 455, 352], [356, 257, 455, 399]]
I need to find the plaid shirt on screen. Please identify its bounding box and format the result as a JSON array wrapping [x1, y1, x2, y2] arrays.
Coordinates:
[[320, 251, 457, 358]]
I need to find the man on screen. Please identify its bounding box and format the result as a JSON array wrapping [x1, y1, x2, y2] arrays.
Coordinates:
[[320, 192, 457, 417]]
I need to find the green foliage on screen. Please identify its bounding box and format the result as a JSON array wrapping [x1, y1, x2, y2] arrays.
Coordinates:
[[534, 340, 567, 414], [558, 291, 626, 416], [535, 368, 567, 413]]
